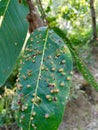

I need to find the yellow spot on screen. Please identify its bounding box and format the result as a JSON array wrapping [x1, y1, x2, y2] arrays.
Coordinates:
[[50, 89, 59, 93], [46, 95, 51, 99], [34, 126, 37, 130], [67, 77, 71, 80], [58, 68, 63, 72], [41, 65, 45, 70], [32, 99, 35, 103], [32, 112, 36, 116], [32, 93, 36, 96], [32, 124, 35, 127], [60, 82, 65, 87], [61, 72, 66, 76], [32, 60, 35, 63], [51, 68, 56, 71], [30, 117, 34, 120], [50, 61, 54, 64], [50, 90, 54, 93], [70, 71, 73, 75], [22, 75, 26, 80], [48, 55, 52, 59], [27, 70, 32, 76], [45, 113, 49, 119], [17, 83, 22, 90], [27, 84, 31, 88], [61, 60, 66, 64]]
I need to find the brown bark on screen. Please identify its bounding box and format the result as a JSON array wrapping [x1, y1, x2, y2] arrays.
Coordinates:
[[26, 0, 44, 33], [90, 0, 97, 39]]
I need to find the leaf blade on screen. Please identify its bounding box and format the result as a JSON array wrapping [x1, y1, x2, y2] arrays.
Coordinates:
[[14, 27, 73, 130], [0, 0, 9, 17], [0, 0, 28, 86]]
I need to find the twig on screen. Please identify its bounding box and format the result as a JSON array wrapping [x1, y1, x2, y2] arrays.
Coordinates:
[[26, 0, 44, 33], [36, 0, 48, 25]]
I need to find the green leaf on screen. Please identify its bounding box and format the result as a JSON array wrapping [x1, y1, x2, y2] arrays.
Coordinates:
[[18, 0, 27, 6], [0, 0, 9, 16], [13, 27, 73, 130], [0, 0, 29, 87], [53, 27, 98, 91]]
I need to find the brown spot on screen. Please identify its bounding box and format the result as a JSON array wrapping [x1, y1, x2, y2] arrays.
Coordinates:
[[53, 97, 58, 101]]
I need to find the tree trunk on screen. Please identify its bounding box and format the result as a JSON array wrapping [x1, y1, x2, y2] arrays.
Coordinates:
[[26, 0, 44, 33], [90, 0, 97, 40]]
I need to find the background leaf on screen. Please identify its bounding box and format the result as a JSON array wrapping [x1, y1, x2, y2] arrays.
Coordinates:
[[0, 0, 29, 87], [0, 0, 9, 16], [13, 27, 73, 130]]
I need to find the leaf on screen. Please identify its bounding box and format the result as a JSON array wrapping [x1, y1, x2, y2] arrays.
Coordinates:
[[0, 0, 9, 16], [53, 27, 98, 91], [0, 96, 4, 112], [13, 27, 73, 130], [17, 0, 27, 6], [0, 0, 28, 87]]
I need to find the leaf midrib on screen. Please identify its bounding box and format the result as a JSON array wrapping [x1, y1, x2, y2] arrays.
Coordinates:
[[28, 28, 49, 130]]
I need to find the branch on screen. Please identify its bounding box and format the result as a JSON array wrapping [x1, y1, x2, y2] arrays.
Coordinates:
[[26, 0, 44, 33], [90, 0, 97, 39], [36, 0, 48, 25]]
